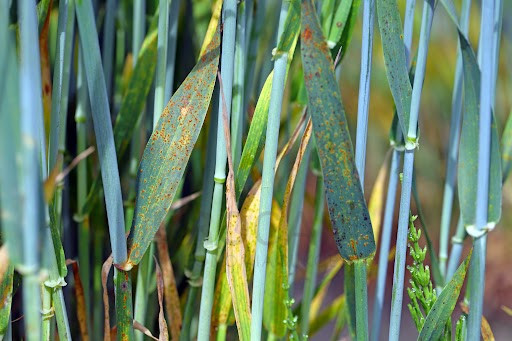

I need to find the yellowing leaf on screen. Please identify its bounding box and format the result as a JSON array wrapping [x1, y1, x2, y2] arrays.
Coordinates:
[[368, 151, 390, 245]]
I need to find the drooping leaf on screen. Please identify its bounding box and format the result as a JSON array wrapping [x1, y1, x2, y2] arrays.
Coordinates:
[[222, 89, 252, 341], [457, 33, 502, 234], [376, 0, 412, 137], [301, 0, 375, 261], [418, 250, 472, 340], [264, 119, 313, 337], [124, 24, 221, 268], [156, 226, 182, 340], [155, 259, 170, 341]]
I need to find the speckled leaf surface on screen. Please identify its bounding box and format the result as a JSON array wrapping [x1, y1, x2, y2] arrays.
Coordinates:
[[300, 0, 375, 261], [376, 0, 412, 137], [457, 34, 502, 231], [124, 25, 221, 268], [275, 0, 300, 55], [418, 250, 472, 341]]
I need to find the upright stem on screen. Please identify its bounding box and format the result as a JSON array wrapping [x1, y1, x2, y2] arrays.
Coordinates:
[[231, 0, 247, 170], [250, 2, 289, 339], [388, 1, 435, 339], [197, 1, 237, 339], [164, 0, 181, 103], [181, 88, 218, 341], [301, 175, 324, 335], [18, 1, 45, 338], [438, 0, 472, 278], [153, 0, 170, 128], [354, 261, 369, 341], [371, 1, 415, 337], [446, 217, 466, 282], [467, 0, 498, 337]]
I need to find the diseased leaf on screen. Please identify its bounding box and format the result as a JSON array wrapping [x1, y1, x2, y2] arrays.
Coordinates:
[[124, 25, 221, 268], [102, 256, 113, 341], [418, 250, 472, 341], [301, 0, 375, 261], [199, 0, 223, 58], [222, 85, 252, 341], [66, 260, 89, 341], [264, 119, 313, 337], [156, 226, 182, 340], [376, 0, 412, 137], [458, 33, 502, 234], [326, 0, 353, 48]]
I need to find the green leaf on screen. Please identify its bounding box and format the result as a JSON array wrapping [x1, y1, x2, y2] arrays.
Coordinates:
[[501, 111, 512, 182], [275, 0, 300, 55], [301, 0, 375, 261], [376, 0, 412, 137], [0, 264, 14, 338], [327, 0, 353, 48], [457, 33, 502, 233], [418, 250, 472, 341], [124, 25, 221, 268], [309, 294, 346, 336]]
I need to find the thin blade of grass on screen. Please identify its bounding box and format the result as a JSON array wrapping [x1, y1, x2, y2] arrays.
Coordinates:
[[460, 303, 496, 341], [309, 295, 346, 336], [368, 152, 390, 245], [66, 260, 89, 341], [309, 257, 343, 319], [133, 321, 158, 341], [326, 0, 353, 48], [39, 0, 53, 144], [124, 24, 220, 268], [301, 0, 375, 261], [418, 250, 472, 340], [501, 111, 512, 181], [155, 226, 182, 340]]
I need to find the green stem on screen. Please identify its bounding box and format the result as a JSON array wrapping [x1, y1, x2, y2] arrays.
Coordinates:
[[216, 324, 227, 341], [115, 269, 135, 340], [250, 2, 290, 339], [102, 0, 117, 102], [197, 1, 237, 339], [354, 261, 369, 341], [42, 286, 52, 341], [301, 174, 324, 335], [134, 244, 154, 340]]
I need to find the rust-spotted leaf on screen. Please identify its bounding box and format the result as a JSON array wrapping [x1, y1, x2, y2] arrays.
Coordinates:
[[124, 25, 221, 268], [300, 0, 375, 261]]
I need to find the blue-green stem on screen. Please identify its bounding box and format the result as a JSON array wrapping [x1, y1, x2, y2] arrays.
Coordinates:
[[288, 143, 311, 293], [388, 1, 435, 339], [250, 1, 289, 339], [370, 130, 402, 341], [19, 1, 45, 338], [164, 0, 181, 103], [301, 175, 324, 335], [153, 0, 170, 128], [181, 87, 218, 341], [197, 1, 237, 339], [438, 0, 471, 278], [102, 0, 118, 103], [244, 0, 266, 113], [467, 0, 499, 337], [446, 217, 466, 282], [231, 0, 247, 170], [371, 1, 415, 339]]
